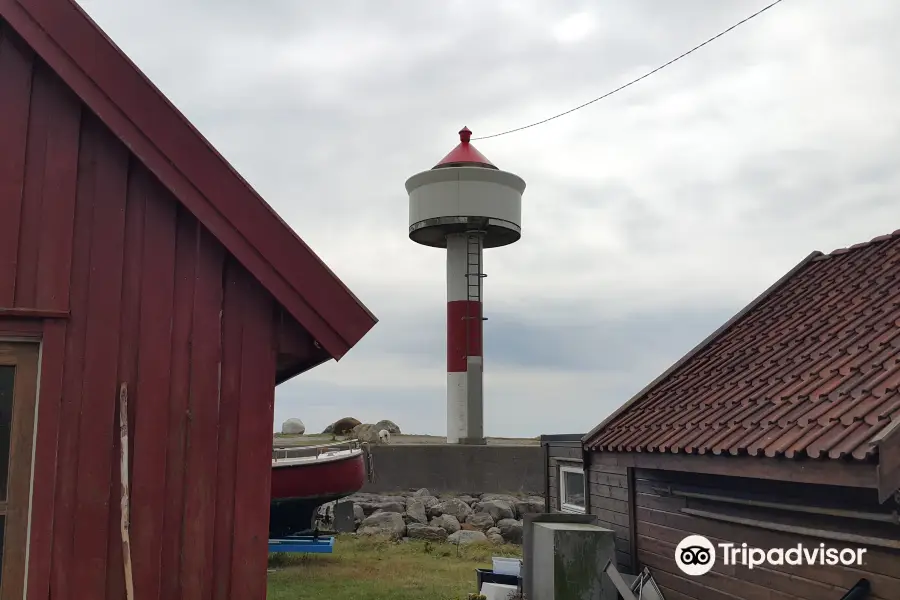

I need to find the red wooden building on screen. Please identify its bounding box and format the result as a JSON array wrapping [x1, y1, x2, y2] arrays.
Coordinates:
[[0, 1, 377, 599]]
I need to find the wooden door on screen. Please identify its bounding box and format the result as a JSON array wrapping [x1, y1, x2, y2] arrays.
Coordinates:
[[0, 342, 39, 600]]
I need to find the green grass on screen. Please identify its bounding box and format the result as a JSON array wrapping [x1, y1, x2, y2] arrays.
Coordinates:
[[266, 534, 522, 600]]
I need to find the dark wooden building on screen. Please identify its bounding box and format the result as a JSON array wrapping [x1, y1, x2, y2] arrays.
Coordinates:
[[541, 434, 635, 572], [0, 1, 377, 599], [580, 237, 900, 599]]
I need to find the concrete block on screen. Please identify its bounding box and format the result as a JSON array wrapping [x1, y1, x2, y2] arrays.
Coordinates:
[[333, 500, 356, 533], [531, 522, 616, 600]]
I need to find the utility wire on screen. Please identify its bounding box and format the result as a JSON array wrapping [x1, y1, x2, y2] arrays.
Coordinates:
[[471, 0, 785, 141]]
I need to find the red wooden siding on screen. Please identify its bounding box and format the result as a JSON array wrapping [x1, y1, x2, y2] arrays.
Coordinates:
[[1, 23, 279, 600]]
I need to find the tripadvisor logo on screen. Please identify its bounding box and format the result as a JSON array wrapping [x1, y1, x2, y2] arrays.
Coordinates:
[[675, 535, 716, 576], [675, 535, 867, 576]]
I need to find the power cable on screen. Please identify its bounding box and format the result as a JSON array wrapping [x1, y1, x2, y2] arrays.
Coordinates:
[[471, 0, 785, 141]]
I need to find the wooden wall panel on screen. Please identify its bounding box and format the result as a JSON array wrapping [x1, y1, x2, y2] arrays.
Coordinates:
[[0, 27, 34, 306], [49, 96, 96, 600], [212, 260, 246, 600], [129, 167, 177, 600], [12, 57, 52, 308], [180, 228, 225, 598], [33, 66, 80, 311], [159, 208, 198, 600], [587, 458, 633, 573], [633, 468, 900, 600], [69, 113, 129, 599], [104, 155, 147, 600], [230, 270, 275, 599]]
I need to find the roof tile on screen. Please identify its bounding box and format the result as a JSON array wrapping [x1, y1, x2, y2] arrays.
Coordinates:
[[587, 232, 900, 461]]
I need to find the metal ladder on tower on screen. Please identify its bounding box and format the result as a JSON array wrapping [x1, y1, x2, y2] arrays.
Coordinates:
[[463, 231, 487, 358]]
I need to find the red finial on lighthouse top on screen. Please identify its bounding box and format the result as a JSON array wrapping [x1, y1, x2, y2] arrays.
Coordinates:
[[433, 126, 497, 170]]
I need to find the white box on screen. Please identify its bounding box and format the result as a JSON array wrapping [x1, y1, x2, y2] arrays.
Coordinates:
[[492, 557, 521, 577], [480, 582, 519, 600]]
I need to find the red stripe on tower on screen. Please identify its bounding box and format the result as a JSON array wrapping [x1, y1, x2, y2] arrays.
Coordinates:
[[447, 300, 482, 372]]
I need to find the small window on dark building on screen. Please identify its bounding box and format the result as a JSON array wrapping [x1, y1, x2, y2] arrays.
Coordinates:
[[560, 465, 586, 513]]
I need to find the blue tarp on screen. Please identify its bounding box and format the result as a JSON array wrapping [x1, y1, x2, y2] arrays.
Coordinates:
[[268, 535, 335, 554]]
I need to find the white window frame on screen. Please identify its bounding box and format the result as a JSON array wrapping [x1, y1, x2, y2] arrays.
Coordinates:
[[559, 465, 586, 514]]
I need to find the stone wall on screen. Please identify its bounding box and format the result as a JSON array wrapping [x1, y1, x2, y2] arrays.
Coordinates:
[[361, 444, 543, 494], [317, 489, 545, 546]]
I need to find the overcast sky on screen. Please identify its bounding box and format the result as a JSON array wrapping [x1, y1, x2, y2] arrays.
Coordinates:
[[78, 0, 900, 437]]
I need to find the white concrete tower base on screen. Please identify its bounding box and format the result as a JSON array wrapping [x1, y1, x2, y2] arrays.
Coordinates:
[[445, 233, 484, 444]]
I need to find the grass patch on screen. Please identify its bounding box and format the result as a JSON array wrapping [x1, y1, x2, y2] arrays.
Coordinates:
[[266, 534, 522, 600]]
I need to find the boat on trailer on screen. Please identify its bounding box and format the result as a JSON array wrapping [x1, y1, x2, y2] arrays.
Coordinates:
[[269, 439, 374, 539]]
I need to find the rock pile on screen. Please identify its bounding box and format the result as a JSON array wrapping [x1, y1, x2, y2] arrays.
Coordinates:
[[316, 489, 544, 545]]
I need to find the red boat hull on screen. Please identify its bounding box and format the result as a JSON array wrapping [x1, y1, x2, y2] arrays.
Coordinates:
[[271, 451, 366, 500], [269, 450, 367, 537]]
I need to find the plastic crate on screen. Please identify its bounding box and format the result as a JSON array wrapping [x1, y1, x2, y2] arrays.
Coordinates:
[[475, 568, 519, 589]]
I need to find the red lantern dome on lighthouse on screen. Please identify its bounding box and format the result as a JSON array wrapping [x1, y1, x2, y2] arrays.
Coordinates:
[[433, 127, 497, 169]]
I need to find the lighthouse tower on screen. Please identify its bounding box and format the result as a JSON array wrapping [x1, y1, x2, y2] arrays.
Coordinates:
[[406, 127, 526, 444]]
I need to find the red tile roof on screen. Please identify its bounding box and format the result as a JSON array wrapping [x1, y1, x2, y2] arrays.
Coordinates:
[[585, 232, 900, 462]]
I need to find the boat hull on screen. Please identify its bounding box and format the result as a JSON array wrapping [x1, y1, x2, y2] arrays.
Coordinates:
[[269, 449, 367, 537]]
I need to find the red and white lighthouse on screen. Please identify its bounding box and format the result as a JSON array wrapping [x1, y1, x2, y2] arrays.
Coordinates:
[[406, 128, 526, 444]]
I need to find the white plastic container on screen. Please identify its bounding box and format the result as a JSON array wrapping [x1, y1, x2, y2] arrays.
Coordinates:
[[492, 557, 521, 577], [480, 582, 518, 600]]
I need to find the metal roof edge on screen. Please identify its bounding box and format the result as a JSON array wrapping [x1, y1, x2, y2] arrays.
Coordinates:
[[539, 434, 586, 444], [583, 250, 824, 449]]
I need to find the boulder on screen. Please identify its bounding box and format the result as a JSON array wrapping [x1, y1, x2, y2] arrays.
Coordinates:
[[432, 498, 472, 521], [497, 518, 523, 544], [420, 495, 440, 509], [405, 499, 428, 525], [480, 493, 519, 506], [280, 418, 305, 435], [486, 527, 501, 536], [465, 512, 495, 531], [353, 504, 365, 524], [316, 501, 335, 521], [355, 502, 382, 516], [357, 512, 406, 540], [372, 502, 405, 514], [374, 419, 401, 434], [514, 498, 545, 519], [430, 514, 461, 535], [488, 532, 505, 545], [412, 488, 431, 497], [325, 417, 361, 435], [448, 530, 488, 546], [406, 523, 448, 541], [380, 495, 408, 505], [474, 499, 515, 522], [351, 423, 381, 444]]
